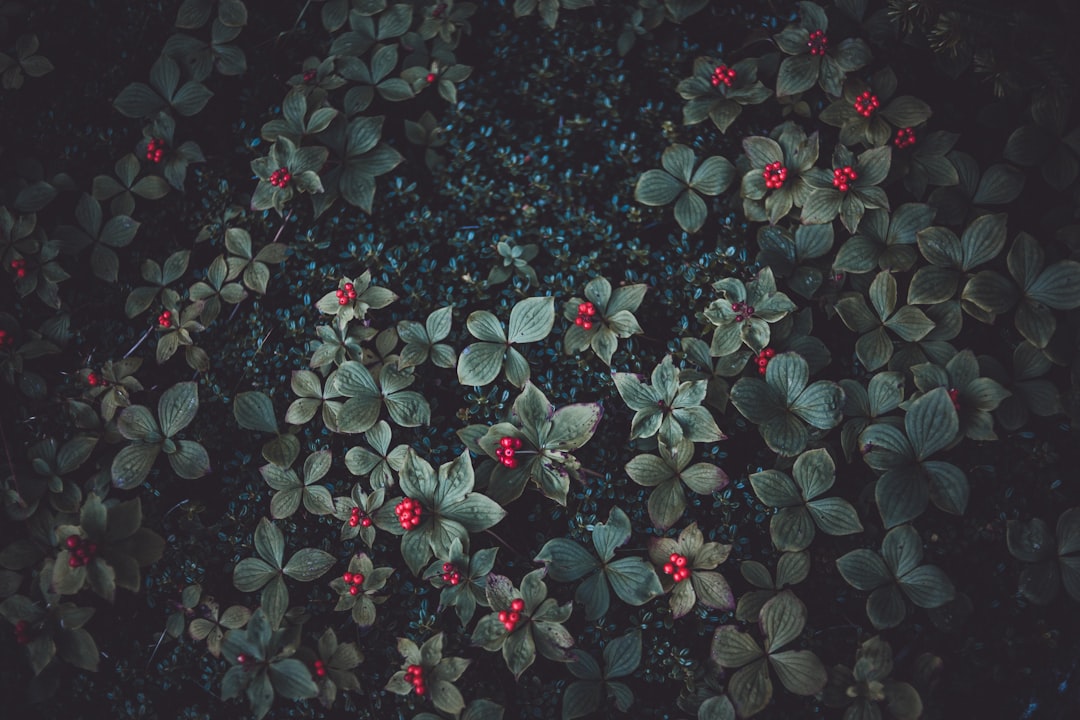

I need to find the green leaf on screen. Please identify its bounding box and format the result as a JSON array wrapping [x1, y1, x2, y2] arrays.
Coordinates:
[[508, 296, 555, 344], [836, 549, 889, 591], [898, 565, 955, 608], [503, 626, 536, 680], [603, 631, 641, 678], [269, 658, 319, 699], [535, 539, 599, 582], [674, 190, 708, 233], [634, 170, 683, 206], [562, 680, 603, 720], [605, 557, 662, 606], [283, 548, 335, 581], [56, 627, 100, 672], [876, 467, 928, 528], [457, 342, 505, 386], [111, 443, 160, 490], [168, 440, 210, 479], [255, 517, 285, 568], [159, 382, 199, 437], [592, 507, 631, 561], [769, 649, 827, 695], [233, 557, 277, 592], [905, 387, 958, 460], [777, 53, 819, 97]]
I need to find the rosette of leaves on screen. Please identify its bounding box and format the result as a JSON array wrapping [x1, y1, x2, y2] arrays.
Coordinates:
[[27, 435, 97, 513], [163, 10, 248, 80], [907, 213, 1007, 307], [535, 507, 663, 620], [250, 137, 329, 214], [802, 145, 891, 232], [612, 354, 724, 447], [710, 590, 827, 718], [223, 227, 286, 295], [419, 0, 476, 49], [309, 115, 404, 216], [344, 420, 408, 489], [677, 57, 771, 133], [979, 342, 1064, 432], [513, 0, 594, 29], [896, 130, 959, 199], [0, 596, 99, 675], [836, 524, 955, 629], [52, 495, 166, 602], [839, 371, 904, 463], [909, 350, 1010, 441], [750, 449, 863, 552], [334, 360, 431, 433], [859, 387, 966, 527], [927, 152, 1024, 225], [626, 436, 729, 530], [1006, 508, 1080, 605], [415, 700, 505, 720], [475, 381, 602, 505], [298, 627, 362, 709], [741, 125, 821, 224], [332, 485, 384, 546], [822, 636, 924, 720], [373, 450, 507, 576], [766, 308, 832, 374], [166, 583, 204, 640], [705, 267, 797, 355], [735, 551, 810, 622], [154, 295, 207, 368], [261, 450, 336, 520], [0, 33, 53, 89], [309, 316, 371, 370], [834, 271, 935, 371], [259, 87, 339, 143], [403, 58, 474, 104], [397, 305, 456, 370], [285, 369, 343, 430], [113, 55, 214, 118], [961, 232, 1080, 349], [647, 522, 735, 618], [232, 517, 335, 628], [773, 1, 870, 98], [1003, 99, 1080, 191], [387, 633, 470, 716], [489, 238, 539, 287], [424, 538, 497, 626], [189, 598, 252, 658], [111, 381, 209, 489], [330, 552, 394, 626], [562, 277, 646, 366], [471, 569, 574, 679], [754, 223, 834, 299], [175, 0, 248, 31], [53, 194, 139, 284], [679, 336, 748, 412], [233, 390, 302, 468], [91, 153, 170, 216], [220, 608, 318, 720], [125, 249, 189, 319], [405, 110, 448, 171], [833, 204, 936, 275], [729, 352, 844, 457], [457, 296, 555, 388], [888, 300, 960, 373], [562, 631, 641, 720], [316, 270, 398, 323], [819, 70, 932, 148], [138, 112, 206, 190], [634, 144, 735, 233], [188, 254, 247, 325]]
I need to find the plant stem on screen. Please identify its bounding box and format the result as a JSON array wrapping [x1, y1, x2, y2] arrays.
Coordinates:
[[123, 325, 155, 359]]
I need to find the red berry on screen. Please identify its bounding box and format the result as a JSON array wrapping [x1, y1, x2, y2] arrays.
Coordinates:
[[343, 572, 353, 583], [349, 586, 359, 596], [498, 611, 508, 622], [503, 621, 515, 631], [237, 654, 248, 664], [894, 127, 916, 149], [764, 348, 775, 358], [426, 73, 436, 83], [807, 30, 829, 56], [854, 91, 880, 118], [509, 611, 520, 623], [66, 535, 80, 549], [663, 562, 675, 575], [500, 437, 514, 448], [674, 555, 687, 567], [511, 598, 525, 612], [361, 517, 372, 527], [303, 69, 317, 83]]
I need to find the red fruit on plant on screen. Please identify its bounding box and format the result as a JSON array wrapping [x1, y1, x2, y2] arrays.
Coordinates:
[[510, 598, 525, 612], [426, 73, 436, 83], [66, 535, 80, 549], [853, 91, 880, 118], [807, 30, 828, 56], [343, 573, 353, 583], [349, 586, 359, 596], [894, 127, 917, 149]]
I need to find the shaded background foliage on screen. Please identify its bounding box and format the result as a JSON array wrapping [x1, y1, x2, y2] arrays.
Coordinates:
[[2, 0, 1080, 718]]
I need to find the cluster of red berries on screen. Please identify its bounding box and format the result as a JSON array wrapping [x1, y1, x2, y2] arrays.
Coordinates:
[[348, 506, 372, 528], [754, 347, 776, 376], [404, 664, 426, 695], [87, 372, 108, 387], [947, 387, 961, 413], [894, 127, 916, 149], [342, 571, 366, 596], [832, 166, 858, 191], [0, 329, 11, 347], [303, 69, 317, 84], [10, 258, 27, 279], [440, 561, 462, 586], [335, 282, 358, 306], [146, 138, 166, 163], [710, 64, 736, 88], [158, 309, 173, 328], [495, 436, 523, 468], [426, 72, 437, 84], [762, 161, 788, 190], [269, 167, 292, 188], [13, 620, 32, 645], [65, 534, 97, 568], [431, 2, 447, 18], [730, 300, 755, 323], [312, 659, 327, 677], [853, 91, 880, 118], [807, 29, 829, 56], [574, 301, 596, 330], [498, 598, 526, 632], [394, 497, 422, 530], [662, 553, 691, 582]]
